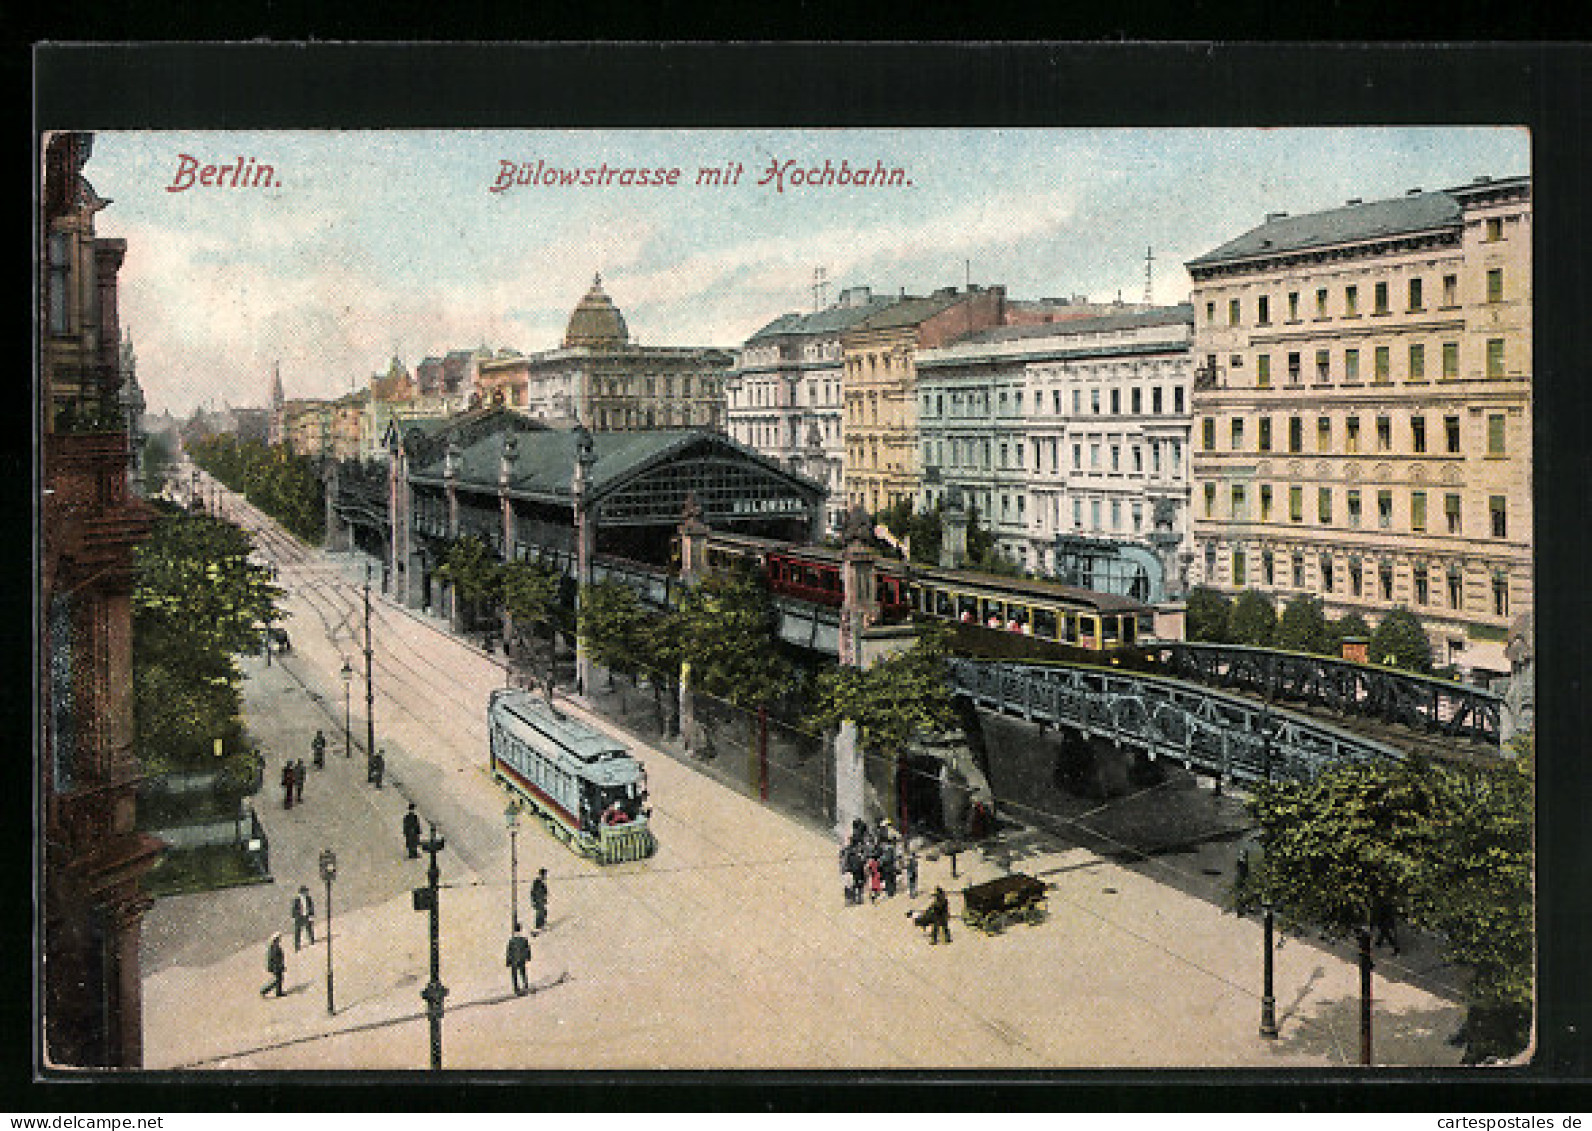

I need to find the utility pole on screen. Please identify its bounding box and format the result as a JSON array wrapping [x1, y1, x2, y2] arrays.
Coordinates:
[[1258, 707, 1279, 1040], [414, 823, 448, 1070], [363, 561, 376, 780]]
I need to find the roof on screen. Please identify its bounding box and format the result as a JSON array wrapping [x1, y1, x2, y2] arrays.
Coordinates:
[[563, 274, 630, 349], [1186, 177, 1528, 269], [946, 304, 1193, 347], [848, 292, 967, 333], [745, 296, 898, 343]]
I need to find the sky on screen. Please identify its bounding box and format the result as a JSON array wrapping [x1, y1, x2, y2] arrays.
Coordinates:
[[84, 128, 1530, 418]]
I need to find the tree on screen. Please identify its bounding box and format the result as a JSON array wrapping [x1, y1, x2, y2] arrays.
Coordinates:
[[1276, 594, 1329, 654], [1369, 606, 1433, 673], [578, 578, 651, 678], [1229, 590, 1278, 647], [671, 563, 799, 709], [1239, 757, 1443, 1064], [1185, 586, 1233, 643], [434, 535, 502, 630], [812, 623, 959, 757], [1408, 734, 1535, 1063], [1324, 612, 1373, 659]]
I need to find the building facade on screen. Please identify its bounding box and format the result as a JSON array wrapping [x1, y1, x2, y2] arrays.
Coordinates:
[[916, 305, 1195, 585], [726, 285, 896, 534], [39, 132, 162, 1067], [1187, 176, 1532, 676], [475, 276, 732, 432], [841, 286, 1009, 515]]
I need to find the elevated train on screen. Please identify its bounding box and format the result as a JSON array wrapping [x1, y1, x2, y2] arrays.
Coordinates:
[[703, 532, 1151, 652], [488, 688, 657, 864]]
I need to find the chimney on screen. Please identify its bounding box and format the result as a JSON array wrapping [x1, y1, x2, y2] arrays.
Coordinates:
[[1264, 211, 1288, 222]]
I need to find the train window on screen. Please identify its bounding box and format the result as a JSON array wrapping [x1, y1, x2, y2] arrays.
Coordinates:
[[1034, 607, 1058, 638], [1101, 615, 1120, 643], [933, 588, 952, 617], [1080, 615, 1099, 646], [1123, 616, 1139, 644], [957, 594, 977, 622], [1009, 605, 1030, 632]]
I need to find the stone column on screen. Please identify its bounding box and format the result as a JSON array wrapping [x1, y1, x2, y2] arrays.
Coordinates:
[[941, 485, 968, 569], [833, 503, 876, 836], [571, 427, 596, 696], [443, 438, 460, 625], [324, 460, 352, 553], [499, 434, 519, 649]]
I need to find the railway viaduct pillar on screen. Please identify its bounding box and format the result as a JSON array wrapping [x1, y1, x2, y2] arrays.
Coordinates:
[[323, 460, 353, 553]]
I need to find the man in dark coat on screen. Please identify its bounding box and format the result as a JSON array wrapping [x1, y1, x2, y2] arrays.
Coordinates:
[[260, 933, 286, 997], [505, 927, 532, 995], [311, 729, 327, 770], [293, 759, 307, 806], [924, 886, 952, 945], [292, 885, 316, 950], [402, 803, 422, 859], [530, 868, 549, 931], [281, 762, 295, 810], [369, 748, 386, 789]]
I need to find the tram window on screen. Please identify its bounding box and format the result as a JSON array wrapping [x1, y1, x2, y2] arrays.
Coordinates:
[[1080, 615, 1099, 646], [1010, 605, 1031, 633], [1101, 615, 1120, 643], [1034, 607, 1058, 638], [1122, 617, 1139, 645], [934, 589, 953, 617], [1062, 614, 1079, 643]]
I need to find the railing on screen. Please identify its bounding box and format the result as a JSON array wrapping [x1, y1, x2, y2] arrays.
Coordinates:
[[949, 657, 1415, 786], [1147, 642, 1503, 748]]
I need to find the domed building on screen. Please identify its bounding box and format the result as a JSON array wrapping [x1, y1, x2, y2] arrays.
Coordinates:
[[475, 274, 732, 432]]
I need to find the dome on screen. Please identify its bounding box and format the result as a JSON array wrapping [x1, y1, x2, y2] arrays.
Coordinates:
[[562, 273, 630, 349]]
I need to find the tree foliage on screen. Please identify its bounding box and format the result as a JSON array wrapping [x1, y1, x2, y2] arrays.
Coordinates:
[[1370, 606, 1434, 673], [434, 534, 504, 623], [1276, 593, 1329, 654], [502, 557, 561, 629], [1185, 585, 1233, 643], [1325, 612, 1373, 658], [132, 502, 283, 772], [1230, 590, 1278, 647], [811, 623, 959, 753], [188, 435, 325, 543], [671, 563, 799, 709], [577, 578, 652, 675]]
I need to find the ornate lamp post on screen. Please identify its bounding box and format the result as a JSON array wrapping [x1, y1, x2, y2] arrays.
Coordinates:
[[1258, 705, 1279, 1040], [318, 848, 337, 1015], [341, 659, 354, 759], [505, 801, 521, 931], [413, 823, 449, 1070]]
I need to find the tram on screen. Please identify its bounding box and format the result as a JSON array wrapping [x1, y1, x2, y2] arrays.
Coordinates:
[[488, 688, 656, 864], [908, 565, 1151, 651]]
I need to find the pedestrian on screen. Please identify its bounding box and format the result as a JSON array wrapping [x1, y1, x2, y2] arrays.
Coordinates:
[[1372, 899, 1401, 955], [311, 729, 327, 770], [530, 867, 549, 931], [402, 802, 422, 859], [260, 933, 286, 997], [881, 842, 898, 898], [280, 761, 295, 810], [842, 868, 856, 907], [292, 885, 316, 951], [865, 855, 882, 903], [925, 886, 952, 945], [293, 759, 307, 806], [505, 926, 532, 995], [369, 747, 386, 789], [906, 851, 919, 899]]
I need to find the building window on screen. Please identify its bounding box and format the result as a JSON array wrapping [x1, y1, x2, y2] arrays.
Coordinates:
[[1411, 490, 1427, 532], [1316, 349, 1331, 383], [1446, 492, 1463, 533], [1288, 416, 1302, 453], [1321, 553, 1335, 593], [1287, 292, 1299, 321], [1374, 281, 1389, 314], [1446, 415, 1461, 453], [1408, 277, 1424, 311], [1318, 487, 1332, 524], [1107, 388, 1119, 415], [1487, 217, 1504, 242], [1132, 445, 1143, 472], [1233, 550, 1247, 586], [1487, 338, 1506, 378], [1317, 416, 1332, 452], [1202, 418, 1216, 451], [1378, 489, 1393, 529], [1090, 443, 1101, 469], [1315, 288, 1329, 318], [1443, 274, 1458, 306], [1289, 485, 1303, 522], [1345, 416, 1360, 453], [1073, 498, 1083, 528], [1109, 499, 1120, 529], [1345, 285, 1359, 316], [1152, 386, 1163, 414], [1073, 443, 1082, 470], [1442, 341, 1460, 379], [1228, 298, 1241, 326], [1092, 499, 1102, 529], [1493, 572, 1509, 616], [1111, 445, 1121, 471], [1376, 414, 1393, 449], [1411, 415, 1427, 454], [1292, 552, 1306, 587], [1448, 566, 1464, 609], [1487, 268, 1504, 303], [1380, 561, 1395, 600], [1256, 294, 1271, 325], [1349, 558, 1363, 596], [1073, 389, 1083, 414], [47, 232, 70, 335], [1256, 355, 1271, 388], [1490, 495, 1507, 539], [1374, 346, 1390, 383], [1259, 484, 1273, 521], [1409, 342, 1426, 381], [1488, 413, 1506, 455], [1174, 386, 1185, 414], [1232, 484, 1247, 519], [1204, 483, 1216, 518], [1258, 417, 1272, 452], [1092, 388, 1101, 414], [1346, 349, 1361, 383], [1231, 419, 1245, 450], [1263, 548, 1276, 584], [1287, 352, 1301, 384], [1131, 386, 1142, 414], [1347, 488, 1362, 527], [1414, 564, 1429, 605]]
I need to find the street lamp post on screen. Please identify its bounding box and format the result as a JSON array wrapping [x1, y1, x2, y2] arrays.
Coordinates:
[[414, 823, 449, 1070], [318, 848, 337, 1015], [341, 659, 353, 759], [363, 562, 376, 781], [505, 802, 521, 931], [1258, 705, 1279, 1040]]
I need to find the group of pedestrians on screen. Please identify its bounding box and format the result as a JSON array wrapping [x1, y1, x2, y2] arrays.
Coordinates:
[[280, 759, 310, 809], [260, 884, 319, 997], [839, 817, 917, 906]]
